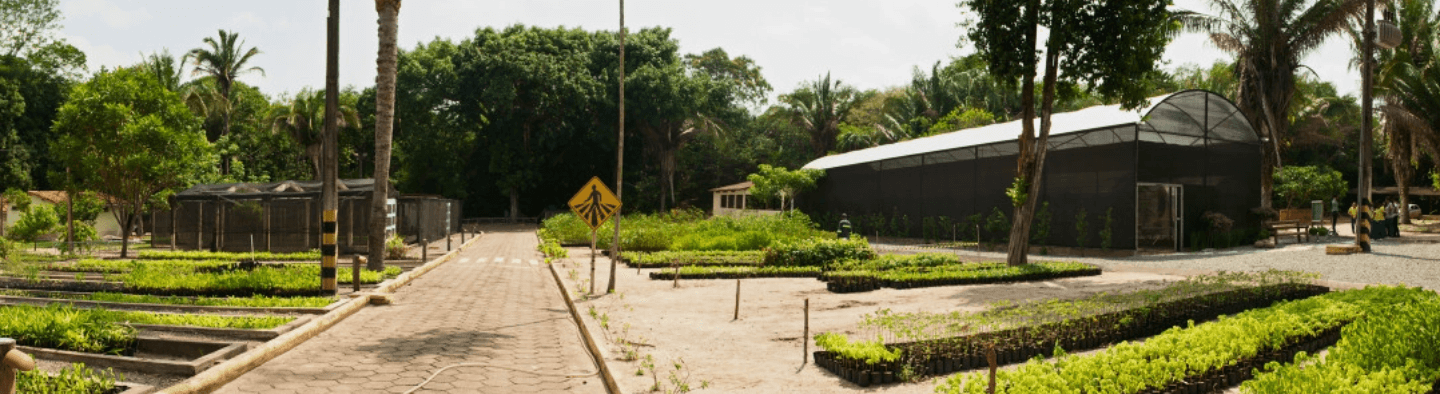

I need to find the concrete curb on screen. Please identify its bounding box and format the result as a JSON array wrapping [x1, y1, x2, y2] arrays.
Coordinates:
[[547, 262, 621, 394], [153, 233, 482, 394]]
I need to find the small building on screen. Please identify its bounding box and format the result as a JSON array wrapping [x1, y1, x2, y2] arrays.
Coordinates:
[[151, 179, 461, 253], [801, 90, 1261, 251], [710, 181, 781, 217], [2, 191, 125, 238]]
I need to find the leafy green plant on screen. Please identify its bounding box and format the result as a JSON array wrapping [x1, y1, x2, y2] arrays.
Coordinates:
[[0, 291, 337, 308], [17, 363, 121, 394], [965, 213, 984, 242], [625, 251, 763, 268], [1099, 208, 1113, 251], [385, 234, 408, 259], [815, 332, 902, 365], [8, 203, 61, 242], [762, 237, 875, 268], [1073, 208, 1089, 248], [1273, 165, 1347, 209], [137, 250, 321, 261], [1006, 176, 1028, 208], [984, 207, 1009, 243], [1030, 202, 1051, 245]]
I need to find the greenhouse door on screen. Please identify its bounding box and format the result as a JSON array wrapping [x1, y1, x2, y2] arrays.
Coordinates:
[[1136, 184, 1183, 251]]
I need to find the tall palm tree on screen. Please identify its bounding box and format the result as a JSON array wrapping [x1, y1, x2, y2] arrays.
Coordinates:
[[370, 0, 401, 271], [1354, 0, 1439, 223], [785, 72, 860, 158], [271, 89, 360, 180], [1180, 0, 1367, 209], [138, 49, 186, 92], [189, 30, 264, 175]]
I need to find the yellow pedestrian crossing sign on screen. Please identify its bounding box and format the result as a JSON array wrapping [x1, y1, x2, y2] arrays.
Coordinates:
[[568, 177, 621, 230]]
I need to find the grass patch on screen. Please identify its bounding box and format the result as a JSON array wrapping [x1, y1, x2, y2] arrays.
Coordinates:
[[18, 363, 121, 394], [0, 290, 337, 308], [137, 250, 322, 261]]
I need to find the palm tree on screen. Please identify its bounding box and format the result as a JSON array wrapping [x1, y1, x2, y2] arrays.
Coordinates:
[[271, 89, 360, 180], [1179, 0, 1367, 209], [1353, 0, 1439, 223], [189, 30, 264, 175], [138, 49, 186, 92], [370, 0, 401, 271], [785, 72, 860, 158]]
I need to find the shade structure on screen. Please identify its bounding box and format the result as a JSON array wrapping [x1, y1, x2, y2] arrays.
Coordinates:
[[151, 179, 461, 253], [801, 90, 1262, 251]]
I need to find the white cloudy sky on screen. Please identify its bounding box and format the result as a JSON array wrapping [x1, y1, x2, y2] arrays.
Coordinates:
[[59, 0, 1362, 102]]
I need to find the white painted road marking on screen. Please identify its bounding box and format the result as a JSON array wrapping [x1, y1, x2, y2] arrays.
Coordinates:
[[528, 259, 538, 266], [460, 258, 470, 263], [512, 259, 521, 265]]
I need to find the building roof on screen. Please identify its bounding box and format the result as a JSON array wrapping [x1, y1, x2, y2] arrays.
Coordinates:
[[23, 191, 122, 205], [710, 181, 754, 193], [175, 179, 391, 200], [802, 90, 1257, 170]]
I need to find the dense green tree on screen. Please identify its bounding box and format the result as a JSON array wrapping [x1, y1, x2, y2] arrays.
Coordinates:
[[390, 39, 471, 199], [684, 48, 772, 107], [0, 55, 73, 190], [51, 68, 216, 257], [960, 0, 1175, 265], [1180, 0, 1368, 209], [0, 76, 26, 190], [746, 164, 823, 211]]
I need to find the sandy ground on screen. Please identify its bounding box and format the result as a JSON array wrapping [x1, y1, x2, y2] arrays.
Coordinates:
[[554, 248, 1184, 394]]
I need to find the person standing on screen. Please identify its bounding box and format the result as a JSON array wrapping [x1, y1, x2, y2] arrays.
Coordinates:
[[1387, 199, 1402, 237], [1348, 202, 1358, 234], [1330, 196, 1340, 234], [837, 213, 852, 240]]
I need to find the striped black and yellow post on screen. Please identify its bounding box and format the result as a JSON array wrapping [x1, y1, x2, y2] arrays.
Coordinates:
[[1356, 203, 1372, 253], [321, 209, 339, 292]]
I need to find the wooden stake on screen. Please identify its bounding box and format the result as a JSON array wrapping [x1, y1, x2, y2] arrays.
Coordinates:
[[672, 262, 680, 289], [733, 279, 741, 320], [589, 230, 597, 295], [986, 343, 997, 394], [803, 298, 810, 365]]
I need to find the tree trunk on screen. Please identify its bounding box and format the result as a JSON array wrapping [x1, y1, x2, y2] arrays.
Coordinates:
[[307, 143, 322, 181], [368, 0, 401, 271], [660, 148, 675, 212], [607, 1, 625, 295], [1007, 44, 1058, 266], [509, 187, 520, 220], [1259, 147, 1275, 209], [1004, 0, 1041, 267], [119, 205, 134, 258], [1394, 155, 1413, 225]]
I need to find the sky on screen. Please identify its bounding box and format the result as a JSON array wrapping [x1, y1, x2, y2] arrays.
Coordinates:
[[58, 0, 1363, 103]]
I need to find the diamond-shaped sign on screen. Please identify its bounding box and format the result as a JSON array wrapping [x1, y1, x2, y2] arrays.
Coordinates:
[[568, 177, 621, 230]]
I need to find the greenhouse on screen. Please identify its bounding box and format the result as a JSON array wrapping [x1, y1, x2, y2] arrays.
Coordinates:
[[801, 90, 1261, 251], [151, 179, 462, 253]]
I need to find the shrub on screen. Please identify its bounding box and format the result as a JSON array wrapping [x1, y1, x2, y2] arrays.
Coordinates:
[[57, 221, 100, 254], [1274, 165, 1347, 209], [965, 213, 984, 242], [8, 205, 61, 242], [1074, 208, 1089, 248], [18, 363, 121, 394], [384, 234, 407, 259], [984, 207, 1009, 243], [1030, 202, 1051, 245], [1100, 208, 1114, 251], [763, 237, 875, 268]]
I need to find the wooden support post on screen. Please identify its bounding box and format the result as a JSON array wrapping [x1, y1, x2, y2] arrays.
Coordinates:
[[986, 343, 997, 394], [352, 256, 362, 292], [264, 198, 272, 252], [672, 263, 680, 289], [734, 279, 741, 320], [589, 230, 597, 295], [217, 203, 225, 251], [422, 237, 428, 262], [170, 204, 177, 250], [803, 298, 809, 365], [305, 200, 312, 250], [347, 198, 355, 250], [197, 201, 204, 251]]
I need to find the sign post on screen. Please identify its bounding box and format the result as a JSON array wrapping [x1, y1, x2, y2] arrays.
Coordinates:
[[568, 177, 622, 295]]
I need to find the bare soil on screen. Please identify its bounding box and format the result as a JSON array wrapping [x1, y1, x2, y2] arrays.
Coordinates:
[[556, 247, 1184, 393]]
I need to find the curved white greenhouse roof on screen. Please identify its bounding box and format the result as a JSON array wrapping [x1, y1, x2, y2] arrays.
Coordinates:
[[802, 90, 1256, 170]]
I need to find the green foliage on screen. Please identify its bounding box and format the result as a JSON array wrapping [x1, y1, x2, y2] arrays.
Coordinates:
[[1100, 208, 1114, 251], [3, 188, 29, 211], [1074, 208, 1089, 248], [17, 363, 121, 394], [984, 207, 1009, 243], [385, 234, 408, 260], [746, 164, 824, 210], [965, 213, 984, 242], [106, 262, 402, 293], [935, 286, 1428, 393], [929, 107, 996, 134], [1243, 288, 1440, 394], [543, 211, 828, 252], [0, 304, 136, 354], [814, 332, 902, 365], [0, 237, 15, 259], [56, 220, 99, 254], [538, 237, 567, 260], [665, 265, 821, 278], [626, 251, 763, 268], [762, 237, 875, 268], [137, 250, 321, 261], [1030, 202, 1051, 245], [1274, 166, 1348, 209], [1006, 177, 1028, 208], [0, 290, 337, 308], [110, 309, 292, 329], [7, 201, 59, 241]]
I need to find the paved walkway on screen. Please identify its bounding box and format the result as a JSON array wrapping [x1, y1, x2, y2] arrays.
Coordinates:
[[216, 225, 605, 394]]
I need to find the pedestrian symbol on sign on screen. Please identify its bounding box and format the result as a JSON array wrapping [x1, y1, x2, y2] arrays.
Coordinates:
[[568, 177, 622, 230]]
